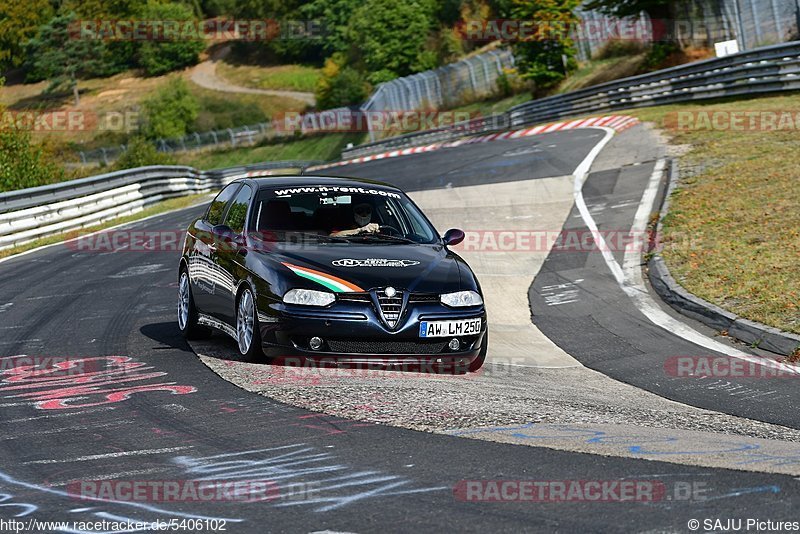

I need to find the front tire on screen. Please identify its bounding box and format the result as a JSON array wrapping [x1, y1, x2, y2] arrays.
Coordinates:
[[237, 286, 264, 361], [178, 269, 208, 339]]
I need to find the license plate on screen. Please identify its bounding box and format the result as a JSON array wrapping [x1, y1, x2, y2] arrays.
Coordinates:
[[419, 318, 482, 338]]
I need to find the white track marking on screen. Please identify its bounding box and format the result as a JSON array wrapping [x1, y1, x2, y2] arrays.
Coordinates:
[[4, 406, 116, 423], [573, 127, 800, 375]]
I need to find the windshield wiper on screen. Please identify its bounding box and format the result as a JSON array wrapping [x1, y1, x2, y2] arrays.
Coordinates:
[[343, 233, 417, 244]]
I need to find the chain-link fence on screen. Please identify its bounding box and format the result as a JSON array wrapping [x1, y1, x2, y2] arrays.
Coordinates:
[[361, 50, 515, 112]]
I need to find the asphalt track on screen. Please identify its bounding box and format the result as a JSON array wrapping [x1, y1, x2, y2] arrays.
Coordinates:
[[0, 127, 798, 533]]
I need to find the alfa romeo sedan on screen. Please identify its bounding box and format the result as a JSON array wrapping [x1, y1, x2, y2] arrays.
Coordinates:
[[178, 176, 487, 372]]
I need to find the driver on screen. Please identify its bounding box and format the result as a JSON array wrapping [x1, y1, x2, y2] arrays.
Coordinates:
[[330, 202, 379, 237]]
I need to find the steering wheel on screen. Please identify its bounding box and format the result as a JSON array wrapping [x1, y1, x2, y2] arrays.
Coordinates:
[[378, 225, 401, 236]]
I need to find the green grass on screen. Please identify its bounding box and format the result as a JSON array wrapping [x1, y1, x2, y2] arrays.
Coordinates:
[[0, 193, 210, 260], [216, 63, 321, 93], [174, 132, 365, 169], [628, 94, 800, 336]]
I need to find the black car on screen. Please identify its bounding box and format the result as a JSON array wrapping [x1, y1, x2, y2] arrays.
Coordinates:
[[178, 176, 487, 372]]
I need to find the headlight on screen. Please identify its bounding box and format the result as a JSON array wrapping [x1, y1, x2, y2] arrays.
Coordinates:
[[283, 289, 335, 306], [440, 290, 483, 307]]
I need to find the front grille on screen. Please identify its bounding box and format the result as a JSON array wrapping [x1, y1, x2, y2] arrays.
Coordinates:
[[327, 339, 447, 354], [377, 289, 403, 327]]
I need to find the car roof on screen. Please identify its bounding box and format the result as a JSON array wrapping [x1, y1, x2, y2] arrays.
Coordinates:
[[246, 175, 401, 192]]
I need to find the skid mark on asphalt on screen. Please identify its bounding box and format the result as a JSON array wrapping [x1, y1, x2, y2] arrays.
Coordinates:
[[24, 447, 193, 465], [108, 264, 169, 279]]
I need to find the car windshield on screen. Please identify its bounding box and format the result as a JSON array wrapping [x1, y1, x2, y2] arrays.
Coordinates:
[[251, 185, 438, 244]]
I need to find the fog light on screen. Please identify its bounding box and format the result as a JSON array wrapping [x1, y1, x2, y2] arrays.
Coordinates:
[[448, 338, 460, 351], [309, 337, 323, 351]]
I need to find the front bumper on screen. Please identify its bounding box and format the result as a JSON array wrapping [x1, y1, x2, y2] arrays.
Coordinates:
[[257, 299, 487, 368]]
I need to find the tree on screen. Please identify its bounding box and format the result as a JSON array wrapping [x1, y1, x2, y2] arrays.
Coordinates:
[[136, 1, 206, 76], [315, 54, 369, 109], [140, 78, 199, 139], [348, 0, 438, 83], [25, 13, 106, 105], [299, 0, 362, 56], [0, 0, 54, 71], [509, 0, 581, 90]]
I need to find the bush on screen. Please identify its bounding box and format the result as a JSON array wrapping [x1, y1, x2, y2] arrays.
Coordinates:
[[114, 136, 175, 170], [140, 78, 199, 140], [641, 42, 682, 71], [0, 127, 64, 192], [136, 1, 205, 76], [315, 55, 369, 109]]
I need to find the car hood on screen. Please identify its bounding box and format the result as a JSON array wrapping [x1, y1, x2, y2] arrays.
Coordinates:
[[262, 243, 467, 294]]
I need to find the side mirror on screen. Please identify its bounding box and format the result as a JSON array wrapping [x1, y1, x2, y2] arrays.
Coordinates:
[[442, 228, 465, 246]]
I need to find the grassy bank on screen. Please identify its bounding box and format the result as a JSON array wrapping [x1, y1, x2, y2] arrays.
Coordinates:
[[630, 94, 800, 337], [216, 63, 320, 93]]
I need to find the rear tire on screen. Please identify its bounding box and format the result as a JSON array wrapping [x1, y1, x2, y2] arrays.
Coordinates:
[[178, 269, 208, 339], [237, 286, 265, 362], [468, 332, 488, 372]]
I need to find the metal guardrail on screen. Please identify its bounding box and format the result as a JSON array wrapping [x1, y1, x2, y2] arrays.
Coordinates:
[[0, 160, 319, 250], [339, 40, 800, 159]]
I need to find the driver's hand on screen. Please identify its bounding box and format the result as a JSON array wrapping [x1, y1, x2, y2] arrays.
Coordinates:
[[362, 223, 380, 234]]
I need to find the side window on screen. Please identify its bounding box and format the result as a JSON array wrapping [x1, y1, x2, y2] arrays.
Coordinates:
[[223, 184, 253, 234], [206, 183, 241, 226]]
